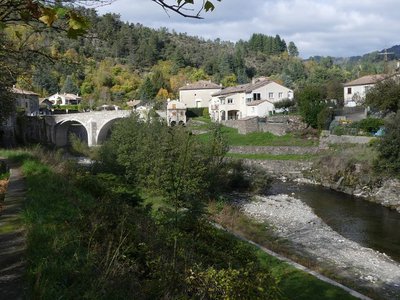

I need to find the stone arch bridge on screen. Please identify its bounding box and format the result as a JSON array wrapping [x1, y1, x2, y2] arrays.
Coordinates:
[[24, 110, 131, 147]]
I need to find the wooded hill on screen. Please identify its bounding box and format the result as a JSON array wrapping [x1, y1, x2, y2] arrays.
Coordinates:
[[12, 8, 398, 108]]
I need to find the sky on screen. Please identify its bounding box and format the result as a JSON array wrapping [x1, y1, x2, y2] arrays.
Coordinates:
[[96, 0, 399, 58]]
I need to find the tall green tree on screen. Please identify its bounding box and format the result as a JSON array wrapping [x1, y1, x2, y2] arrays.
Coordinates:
[[288, 41, 299, 57], [296, 85, 327, 128], [366, 78, 400, 113]]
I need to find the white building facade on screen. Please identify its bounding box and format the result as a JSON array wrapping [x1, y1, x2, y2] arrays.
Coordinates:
[[179, 80, 221, 108], [343, 74, 385, 107], [49, 92, 82, 105], [210, 78, 293, 122], [167, 100, 187, 126]]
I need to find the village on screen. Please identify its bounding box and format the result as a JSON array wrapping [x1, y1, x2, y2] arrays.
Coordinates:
[[2, 72, 395, 148]]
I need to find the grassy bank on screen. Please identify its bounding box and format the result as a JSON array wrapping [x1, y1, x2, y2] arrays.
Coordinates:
[[190, 119, 318, 147], [0, 148, 362, 299]]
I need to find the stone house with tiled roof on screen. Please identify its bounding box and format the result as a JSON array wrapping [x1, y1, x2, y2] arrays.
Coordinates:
[[179, 80, 221, 108], [343, 74, 386, 107], [210, 77, 293, 121], [12, 87, 40, 115]]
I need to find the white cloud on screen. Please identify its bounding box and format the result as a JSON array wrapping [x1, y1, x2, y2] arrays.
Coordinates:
[[96, 0, 400, 58]]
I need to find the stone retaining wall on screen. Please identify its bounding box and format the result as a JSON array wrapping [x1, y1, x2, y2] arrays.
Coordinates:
[[320, 131, 375, 148], [242, 159, 313, 180], [229, 146, 320, 155]]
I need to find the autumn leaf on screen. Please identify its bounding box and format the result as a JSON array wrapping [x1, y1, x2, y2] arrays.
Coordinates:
[[39, 7, 58, 27], [204, 1, 215, 12]]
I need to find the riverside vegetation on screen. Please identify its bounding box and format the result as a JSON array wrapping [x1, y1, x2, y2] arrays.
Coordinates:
[[0, 114, 361, 299]]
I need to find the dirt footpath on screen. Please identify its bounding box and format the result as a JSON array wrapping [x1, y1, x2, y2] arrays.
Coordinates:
[[0, 161, 26, 300]]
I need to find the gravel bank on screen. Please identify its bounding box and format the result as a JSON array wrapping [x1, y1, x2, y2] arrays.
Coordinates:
[[239, 194, 400, 299]]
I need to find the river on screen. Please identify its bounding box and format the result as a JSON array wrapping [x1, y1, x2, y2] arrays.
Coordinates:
[[269, 181, 400, 263]]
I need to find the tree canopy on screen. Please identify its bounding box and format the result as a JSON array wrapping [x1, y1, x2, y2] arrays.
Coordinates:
[[366, 78, 400, 114]]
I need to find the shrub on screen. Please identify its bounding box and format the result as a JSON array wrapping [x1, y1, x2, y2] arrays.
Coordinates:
[[355, 117, 384, 134], [202, 107, 210, 118]]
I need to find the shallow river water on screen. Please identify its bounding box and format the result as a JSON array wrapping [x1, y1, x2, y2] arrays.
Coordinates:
[[269, 181, 400, 263]]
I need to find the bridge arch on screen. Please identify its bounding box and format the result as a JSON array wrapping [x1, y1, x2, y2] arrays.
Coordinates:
[[55, 120, 88, 147], [96, 118, 123, 145]]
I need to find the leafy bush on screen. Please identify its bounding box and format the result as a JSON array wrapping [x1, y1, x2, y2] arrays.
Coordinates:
[[202, 107, 210, 118], [355, 117, 384, 133], [374, 112, 400, 177]]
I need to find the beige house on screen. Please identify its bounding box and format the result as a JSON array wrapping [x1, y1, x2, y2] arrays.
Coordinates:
[[210, 77, 293, 121], [167, 100, 187, 126], [179, 80, 221, 108], [49, 92, 82, 105], [12, 87, 40, 115]]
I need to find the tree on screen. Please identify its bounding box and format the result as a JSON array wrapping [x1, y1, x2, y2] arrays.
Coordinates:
[[296, 85, 327, 128], [366, 78, 400, 113], [375, 112, 400, 177], [288, 41, 299, 57], [61, 75, 79, 94], [152, 0, 222, 19]]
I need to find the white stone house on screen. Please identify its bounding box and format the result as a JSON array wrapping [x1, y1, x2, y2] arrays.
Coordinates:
[[167, 100, 187, 126], [179, 80, 221, 108], [210, 77, 293, 122], [343, 74, 386, 107], [49, 92, 82, 105]]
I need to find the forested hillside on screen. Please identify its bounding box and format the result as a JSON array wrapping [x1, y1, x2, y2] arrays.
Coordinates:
[[10, 8, 398, 109]]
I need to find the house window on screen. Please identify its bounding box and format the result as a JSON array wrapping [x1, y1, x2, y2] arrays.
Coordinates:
[[347, 87, 352, 94], [246, 97, 252, 103], [227, 98, 234, 104], [268, 92, 274, 99], [221, 99, 225, 105], [278, 92, 283, 99], [253, 93, 261, 100]]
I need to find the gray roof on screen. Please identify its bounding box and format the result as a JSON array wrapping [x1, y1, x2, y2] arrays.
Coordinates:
[[179, 80, 221, 91], [344, 74, 386, 87], [213, 78, 274, 97], [12, 87, 39, 96]]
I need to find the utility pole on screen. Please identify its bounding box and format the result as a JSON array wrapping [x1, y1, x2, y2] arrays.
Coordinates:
[[378, 49, 395, 73]]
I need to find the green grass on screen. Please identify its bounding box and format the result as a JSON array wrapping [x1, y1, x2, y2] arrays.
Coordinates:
[[256, 250, 356, 300], [11, 148, 360, 299], [227, 153, 316, 161], [197, 125, 317, 147]]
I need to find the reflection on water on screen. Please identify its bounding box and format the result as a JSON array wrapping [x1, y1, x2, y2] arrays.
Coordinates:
[[269, 181, 400, 262]]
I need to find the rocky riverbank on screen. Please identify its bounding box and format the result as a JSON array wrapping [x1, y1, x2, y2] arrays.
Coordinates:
[[238, 194, 400, 299]]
